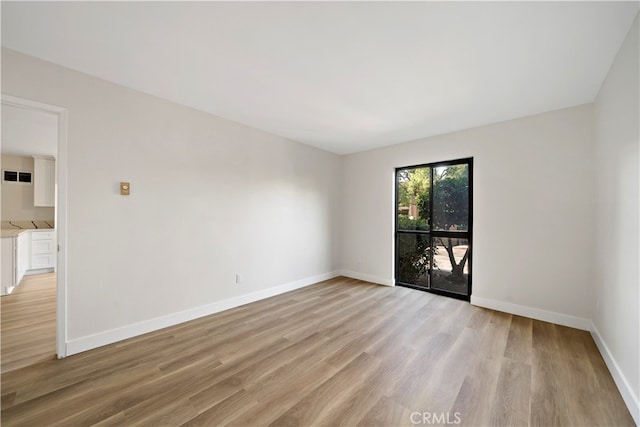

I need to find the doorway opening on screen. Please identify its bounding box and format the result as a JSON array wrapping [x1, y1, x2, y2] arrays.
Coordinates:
[[395, 158, 473, 300], [1, 94, 68, 366]]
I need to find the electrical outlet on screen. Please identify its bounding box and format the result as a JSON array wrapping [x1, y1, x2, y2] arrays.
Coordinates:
[[236, 274, 242, 284]]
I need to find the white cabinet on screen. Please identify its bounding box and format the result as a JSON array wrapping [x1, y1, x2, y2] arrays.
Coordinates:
[[16, 232, 30, 285], [1, 230, 55, 295], [34, 157, 55, 207], [1, 234, 30, 295], [30, 230, 56, 270], [1, 238, 16, 295]]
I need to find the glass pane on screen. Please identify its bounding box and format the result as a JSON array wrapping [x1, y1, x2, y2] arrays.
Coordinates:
[[432, 164, 469, 231], [396, 233, 431, 287], [431, 237, 470, 295], [397, 167, 430, 231]]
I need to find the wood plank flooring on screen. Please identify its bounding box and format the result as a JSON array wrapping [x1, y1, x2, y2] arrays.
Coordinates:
[[1, 273, 56, 373], [0, 277, 634, 426]]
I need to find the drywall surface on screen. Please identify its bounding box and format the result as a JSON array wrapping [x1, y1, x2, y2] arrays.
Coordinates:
[[1, 48, 342, 341], [341, 104, 594, 321], [1, 103, 58, 157], [1, 155, 55, 221], [593, 14, 639, 418]]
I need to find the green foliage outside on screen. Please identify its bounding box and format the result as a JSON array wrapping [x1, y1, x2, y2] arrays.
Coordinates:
[[397, 215, 429, 231], [397, 167, 429, 208], [397, 168, 432, 285], [397, 233, 431, 285], [432, 165, 468, 231], [397, 164, 469, 285]]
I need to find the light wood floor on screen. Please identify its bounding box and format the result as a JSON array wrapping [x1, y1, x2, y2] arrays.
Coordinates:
[[0, 277, 634, 426], [1, 273, 56, 374]]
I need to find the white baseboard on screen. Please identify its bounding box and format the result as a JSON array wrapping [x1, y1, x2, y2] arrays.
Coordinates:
[[338, 269, 394, 286], [24, 267, 55, 276], [590, 322, 640, 425], [470, 295, 591, 331], [471, 297, 638, 423], [66, 270, 340, 356], [61, 273, 639, 423]]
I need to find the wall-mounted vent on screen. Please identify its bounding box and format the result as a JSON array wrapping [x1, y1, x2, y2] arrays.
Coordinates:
[[19, 172, 32, 183], [3, 170, 32, 184], [3, 170, 18, 182]]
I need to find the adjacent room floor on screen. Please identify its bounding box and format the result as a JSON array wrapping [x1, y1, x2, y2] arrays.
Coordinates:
[[0, 277, 634, 426], [1, 273, 56, 374]]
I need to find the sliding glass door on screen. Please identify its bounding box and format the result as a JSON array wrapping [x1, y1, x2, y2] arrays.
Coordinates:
[[395, 158, 472, 300]]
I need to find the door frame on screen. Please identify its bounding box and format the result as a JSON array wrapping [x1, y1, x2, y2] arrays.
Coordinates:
[[2, 94, 69, 358], [394, 157, 473, 301]]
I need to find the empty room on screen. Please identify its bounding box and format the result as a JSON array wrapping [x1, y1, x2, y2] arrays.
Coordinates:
[[1, 1, 638, 426]]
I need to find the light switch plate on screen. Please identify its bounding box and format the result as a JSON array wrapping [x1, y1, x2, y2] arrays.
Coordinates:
[[120, 182, 130, 195]]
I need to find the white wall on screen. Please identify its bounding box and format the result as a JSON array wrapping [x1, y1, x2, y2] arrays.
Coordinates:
[[1, 48, 342, 344], [593, 14, 639, 421], [341, 104, 594, 325], [1, 103, 58, 157]]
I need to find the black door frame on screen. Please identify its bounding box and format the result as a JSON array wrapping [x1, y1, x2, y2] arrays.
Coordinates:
[[394, 157, 473, 301]]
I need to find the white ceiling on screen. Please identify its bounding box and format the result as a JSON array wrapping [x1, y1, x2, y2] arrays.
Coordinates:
[[1, 2, 638, 154], [1, 103, 58, 158]]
